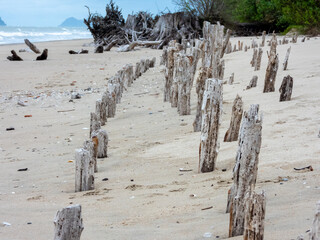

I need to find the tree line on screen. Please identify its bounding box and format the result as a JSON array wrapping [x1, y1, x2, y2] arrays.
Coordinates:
[[173, 0, 320, 34]]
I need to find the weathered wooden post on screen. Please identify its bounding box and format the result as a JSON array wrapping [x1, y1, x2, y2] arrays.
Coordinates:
[[221, 29, 232, 58], [53, 204, 83, 240], [251, 49, 258, 67], [226, 42, 232, 54], [309, 201, 320, 240], [292, 33, 298, 43], [91, 129, 108, 158], [279, 75, 293, 102], [254, 48, 263, 71], [150, 57, 156, 68], [193, 21, 224, 132], [263, 33, 279, 93], [283, 46, 291, 71], [246, 76, 258, 90], [160, 47, 168, 65], [164, 46, 176, 102], [228, 104, 262, 237], [135, 61, 141, 79], [95, 99, 106, 126], [106, 83, 117, 118], [199, 78, 223, 173], [75, 148, 95, 192], [90, 112, 101, 137], [228, 73, 234, 85], [224, 95, 243, 142], [83, 140, 97, 173], [261, 31, 266, 47], [244, 191, 266, 240]]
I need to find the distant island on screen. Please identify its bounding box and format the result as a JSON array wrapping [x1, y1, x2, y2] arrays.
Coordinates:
[[59, 17, 85, 27], [0, 17, 6, 26]]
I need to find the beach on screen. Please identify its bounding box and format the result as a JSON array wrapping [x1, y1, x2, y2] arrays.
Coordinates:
[[0, 36, 319, 240]]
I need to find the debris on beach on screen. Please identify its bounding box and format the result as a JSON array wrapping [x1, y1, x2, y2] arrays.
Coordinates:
[[69, 49, 89, 54], [294, 165, 313, 172], [7, 50, 23, 61], [36, 49, 48, 61], [24, 39, 41, 54], [6, 127, 15, 131], [17, 168, 28, 172]]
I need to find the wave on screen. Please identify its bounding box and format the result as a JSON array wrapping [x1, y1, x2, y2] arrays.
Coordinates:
[[0, 26, 92, 45]]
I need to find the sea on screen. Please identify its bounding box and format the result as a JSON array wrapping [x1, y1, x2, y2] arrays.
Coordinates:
[[0, 26, 92, 45]]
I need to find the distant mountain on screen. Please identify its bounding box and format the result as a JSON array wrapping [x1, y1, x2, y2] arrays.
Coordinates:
[[0, 17, 6, 26], [59, 17, 85, 27]]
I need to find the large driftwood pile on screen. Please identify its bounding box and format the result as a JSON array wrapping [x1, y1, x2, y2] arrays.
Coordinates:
[[84, 4, 201, 51]]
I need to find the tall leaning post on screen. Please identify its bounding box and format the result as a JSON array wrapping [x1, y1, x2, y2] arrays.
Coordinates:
[[199, 78, 223, 173], [228, 104, 263, 237], [53, 204, 83, 240]]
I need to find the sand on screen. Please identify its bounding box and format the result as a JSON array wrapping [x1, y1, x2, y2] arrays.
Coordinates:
[[0, 36, 319, 240]]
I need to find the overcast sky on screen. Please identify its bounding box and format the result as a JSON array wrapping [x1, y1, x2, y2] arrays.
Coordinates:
[[0, 0, 177, 27]]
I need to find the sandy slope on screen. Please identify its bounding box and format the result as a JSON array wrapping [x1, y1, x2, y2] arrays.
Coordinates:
[[0, 36, 319, 240]]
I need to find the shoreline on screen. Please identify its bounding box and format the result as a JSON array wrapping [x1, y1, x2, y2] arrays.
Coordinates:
[[0, 37, 93, 46]]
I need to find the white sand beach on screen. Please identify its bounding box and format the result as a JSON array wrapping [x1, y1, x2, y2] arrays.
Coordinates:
[[0, 36, 319, 239]]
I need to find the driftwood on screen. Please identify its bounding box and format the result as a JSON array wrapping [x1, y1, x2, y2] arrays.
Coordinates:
[[90, 112, 101, 137], [53, 205, 83, 240], [95, 45, 104, 53], [7, 50, 23, 61], [69, 49, 88, 54], [36, 49, 48, 61], [95, 99, 107, 126], [309, 201, 320, 240], [224, 95, 243, 142], [104, 39, 117, 51], [247, 76, 258, 89], [199, 79, 223, 173], [75, 148, 95, 192], [244, 191, 266, 240], [283, 46, 291, 71], [117, 40, 161, 52], [263, 33, 278, 93], [279, 75, 293, 102], [83, 140, 97, 173], [91, 129, 108, 158], [228, 104, 262, 237], [24, 39, 40, 54], [254, 48, 263, 71], [193, 21, 225, 132]]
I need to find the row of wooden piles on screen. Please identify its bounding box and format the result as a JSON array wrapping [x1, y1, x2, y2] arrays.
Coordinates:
[[160, 22, 310, 239], [53, 57, 156, 239]]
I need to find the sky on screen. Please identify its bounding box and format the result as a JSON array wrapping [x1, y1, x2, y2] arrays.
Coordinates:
[[0, 0, 177, 27]]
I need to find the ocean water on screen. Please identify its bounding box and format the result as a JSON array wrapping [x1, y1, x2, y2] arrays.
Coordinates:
[[0, 26, 92, 45]]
